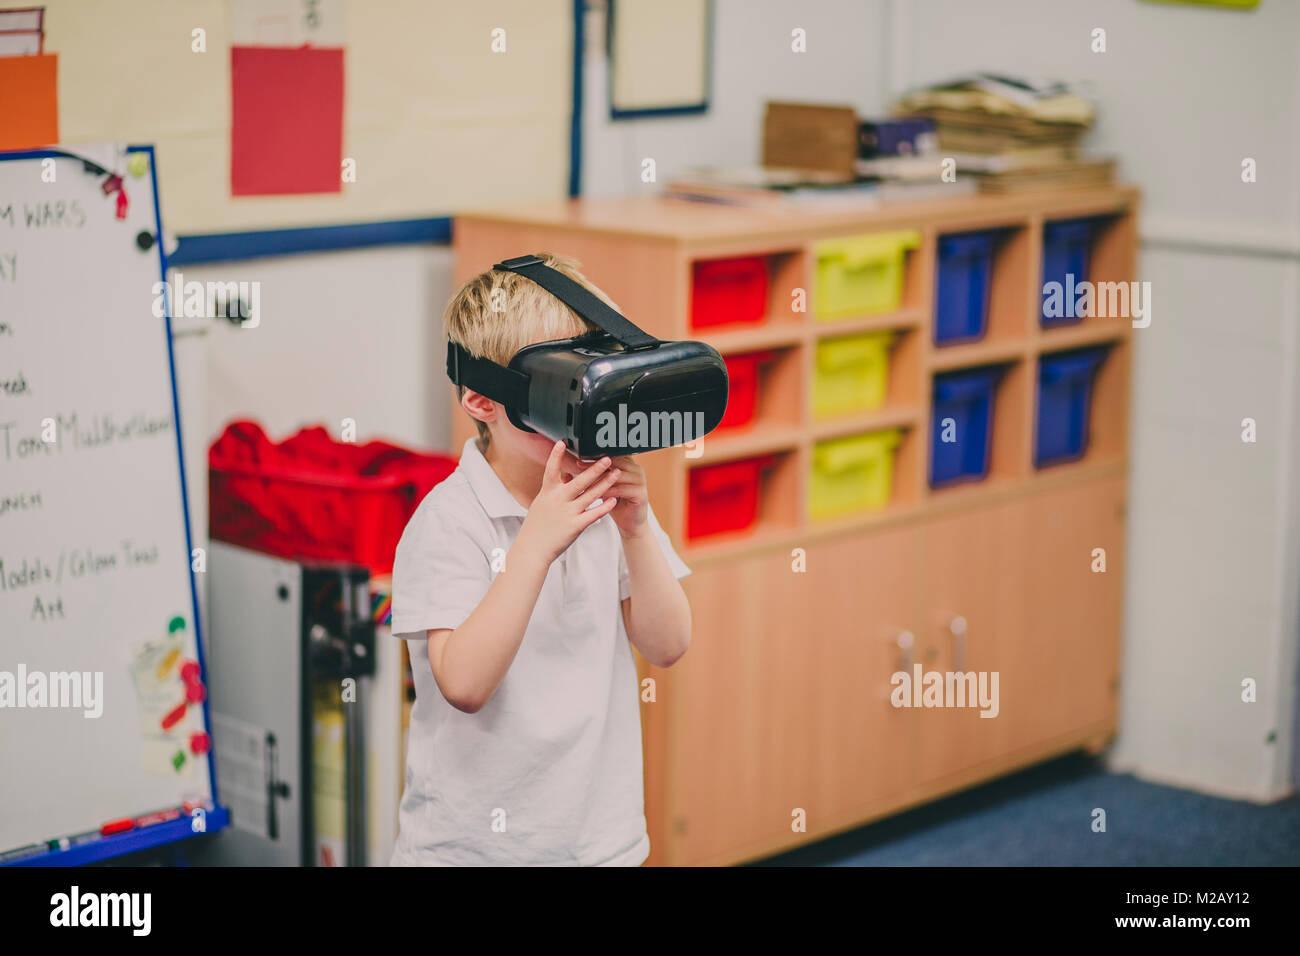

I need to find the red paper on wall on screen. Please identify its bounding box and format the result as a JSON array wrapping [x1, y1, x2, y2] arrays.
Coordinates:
[[0, 53, 58, 150], [230, 46, 343, 196]]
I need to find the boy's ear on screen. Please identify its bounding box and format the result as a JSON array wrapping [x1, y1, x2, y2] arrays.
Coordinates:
[[461, 388, 498, 427]]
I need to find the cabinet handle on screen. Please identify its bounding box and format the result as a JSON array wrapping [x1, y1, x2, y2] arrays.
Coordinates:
[[950, 616, 968, 671], [896, 630, 915, 672]]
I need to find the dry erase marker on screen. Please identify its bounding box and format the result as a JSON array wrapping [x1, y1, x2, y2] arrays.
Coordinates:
[[67, 830, 101, 847], [100, 818, 135, 837], [134, 808, 181, 828], [0, 843, 46, 863]]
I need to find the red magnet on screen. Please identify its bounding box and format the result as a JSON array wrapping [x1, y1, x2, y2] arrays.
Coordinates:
[[184, 681, 206, 704], [189, 731, 211, 755], [179, 660, 200, 683]]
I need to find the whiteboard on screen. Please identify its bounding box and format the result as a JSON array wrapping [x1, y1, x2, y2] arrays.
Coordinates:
[[0, 145, 215, 853]]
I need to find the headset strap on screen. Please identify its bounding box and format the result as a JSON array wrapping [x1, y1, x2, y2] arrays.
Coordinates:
[[446, 341, 531, 414], [494, 254, 659, 351]]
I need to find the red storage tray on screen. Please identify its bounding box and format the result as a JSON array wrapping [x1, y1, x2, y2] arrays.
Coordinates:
[[691, 256, 768, 329], [719, 350, 775, 430], [209, 421, 457, 573], [687, 454, 775, 540]]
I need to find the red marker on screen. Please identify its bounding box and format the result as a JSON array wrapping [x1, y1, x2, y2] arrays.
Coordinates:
[[100, 818, 134, 836], [134, 808, 182, 828], [161, 701, 187, 731]]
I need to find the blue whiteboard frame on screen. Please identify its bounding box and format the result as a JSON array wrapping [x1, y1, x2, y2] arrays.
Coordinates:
[[0, 146, 229, 866]]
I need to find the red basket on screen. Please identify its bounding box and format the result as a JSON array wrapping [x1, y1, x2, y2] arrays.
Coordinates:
[[686, 455, 775, 540], [718, 350, 775, 430], [209, 421, 457, 573], [691, 257, 768, 329]]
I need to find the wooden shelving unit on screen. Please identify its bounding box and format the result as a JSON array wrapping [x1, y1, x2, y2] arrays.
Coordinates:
[[453, 185, 1139, 866]]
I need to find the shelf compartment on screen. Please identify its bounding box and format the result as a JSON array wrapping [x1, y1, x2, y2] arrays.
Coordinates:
[[1039, 214, 1139, 330], [809, 428, 911, 520], [1034, 339, 1129, 468], [685, 450, 797, 543], [1034, 346, 1110, 467], [716, 345, 802, 434], [933, 224, 1031, 347], [690, 250, 805, 332], [812, 230, 921, 320], [928, 360, 1027, 489]]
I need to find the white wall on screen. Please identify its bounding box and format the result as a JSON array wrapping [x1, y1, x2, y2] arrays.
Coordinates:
[[582, 0, 1300, 799], [177, 244, 454, 451]]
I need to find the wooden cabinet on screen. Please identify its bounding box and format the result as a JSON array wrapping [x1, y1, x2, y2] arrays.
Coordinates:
[[1000, 477, 1126, 750], [661, 525, 920, 866], [452, 187, 1138, 866]]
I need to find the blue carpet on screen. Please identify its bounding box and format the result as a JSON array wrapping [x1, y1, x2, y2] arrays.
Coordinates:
[[754, 754, 1300, 866]]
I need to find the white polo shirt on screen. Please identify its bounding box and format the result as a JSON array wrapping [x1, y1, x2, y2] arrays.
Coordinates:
[[388, 436, 689, 866]]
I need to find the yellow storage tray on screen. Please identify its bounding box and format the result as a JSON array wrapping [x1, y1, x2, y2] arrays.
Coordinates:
[[813, 330, 895, 418], [814, 230, 921, 319], [810, 428, 902, 519]]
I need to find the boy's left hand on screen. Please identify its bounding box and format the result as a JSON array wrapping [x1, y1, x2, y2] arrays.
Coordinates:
[[605, 455, 649, 537]]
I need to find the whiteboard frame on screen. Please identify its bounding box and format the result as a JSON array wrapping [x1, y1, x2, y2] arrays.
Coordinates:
[[0, 145, 229, 866]]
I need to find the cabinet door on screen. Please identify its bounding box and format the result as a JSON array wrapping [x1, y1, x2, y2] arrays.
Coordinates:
[[811, 526, 921, 828], [670, 526, 919, 865], [1001, 477, 1125, 749], [916, 505, 1013, 785]]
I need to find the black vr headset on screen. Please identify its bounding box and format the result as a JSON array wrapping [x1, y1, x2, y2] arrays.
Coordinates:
[[447, 255, 729, 458]]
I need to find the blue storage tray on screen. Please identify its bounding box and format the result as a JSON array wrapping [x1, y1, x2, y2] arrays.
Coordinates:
[[935, 231, 1001, 345], [930, 365, 1003, 486], [1041, 218, 1103, 327], [1035, 346, 1109, 466]]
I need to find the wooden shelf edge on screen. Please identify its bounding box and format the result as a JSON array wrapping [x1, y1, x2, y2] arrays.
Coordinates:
[[690, 425, 802, 463], [811, 307, 926, 335], [699, 323, 805, 353], [1033, 319, 1131, 352], [810, 406, 922, 439], [926, 339, 1029, 372]]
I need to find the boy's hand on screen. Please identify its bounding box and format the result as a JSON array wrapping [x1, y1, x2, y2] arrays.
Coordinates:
[[605, 455, 649, 538], [516, 441, 620, 564]]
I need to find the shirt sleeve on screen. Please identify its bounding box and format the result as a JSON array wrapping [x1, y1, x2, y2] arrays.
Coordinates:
[[618, 501, 691, 602], [390, 500, 493, 640]]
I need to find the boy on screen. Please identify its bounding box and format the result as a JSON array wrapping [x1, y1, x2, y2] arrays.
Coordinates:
[[388, 253, 692, 866]]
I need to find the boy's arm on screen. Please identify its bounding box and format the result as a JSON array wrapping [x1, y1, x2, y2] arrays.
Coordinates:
[[619, 529, 691, 668], [608, 456, 691, 668], [428, 443, 620, 713]]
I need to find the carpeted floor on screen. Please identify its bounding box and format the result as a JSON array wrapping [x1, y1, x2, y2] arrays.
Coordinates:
[[754, 753, 1300, 866]]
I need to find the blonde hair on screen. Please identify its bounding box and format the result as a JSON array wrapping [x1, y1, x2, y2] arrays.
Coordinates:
[[444, 253, 618, 445]]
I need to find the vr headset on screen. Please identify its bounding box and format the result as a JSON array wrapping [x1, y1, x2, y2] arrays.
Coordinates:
[[446, 255, 728, 458]]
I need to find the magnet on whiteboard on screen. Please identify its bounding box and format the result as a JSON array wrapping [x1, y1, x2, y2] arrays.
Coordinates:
[[127, 152, 150, 178]]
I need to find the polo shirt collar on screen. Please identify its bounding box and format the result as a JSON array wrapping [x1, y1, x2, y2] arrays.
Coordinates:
[[459, 436, 530, 519]]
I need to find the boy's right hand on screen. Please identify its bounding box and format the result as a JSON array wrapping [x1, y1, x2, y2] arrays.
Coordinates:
[[515, 441, 621, 565]]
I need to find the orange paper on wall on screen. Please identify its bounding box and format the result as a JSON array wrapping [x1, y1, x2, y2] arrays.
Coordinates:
[[0, 54, 58, 150]]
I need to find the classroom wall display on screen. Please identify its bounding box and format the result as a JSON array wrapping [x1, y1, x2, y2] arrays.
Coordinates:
[[608, 0, 711, 118], [0, 145, 225, 863], [18, 0, 574, 235]]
